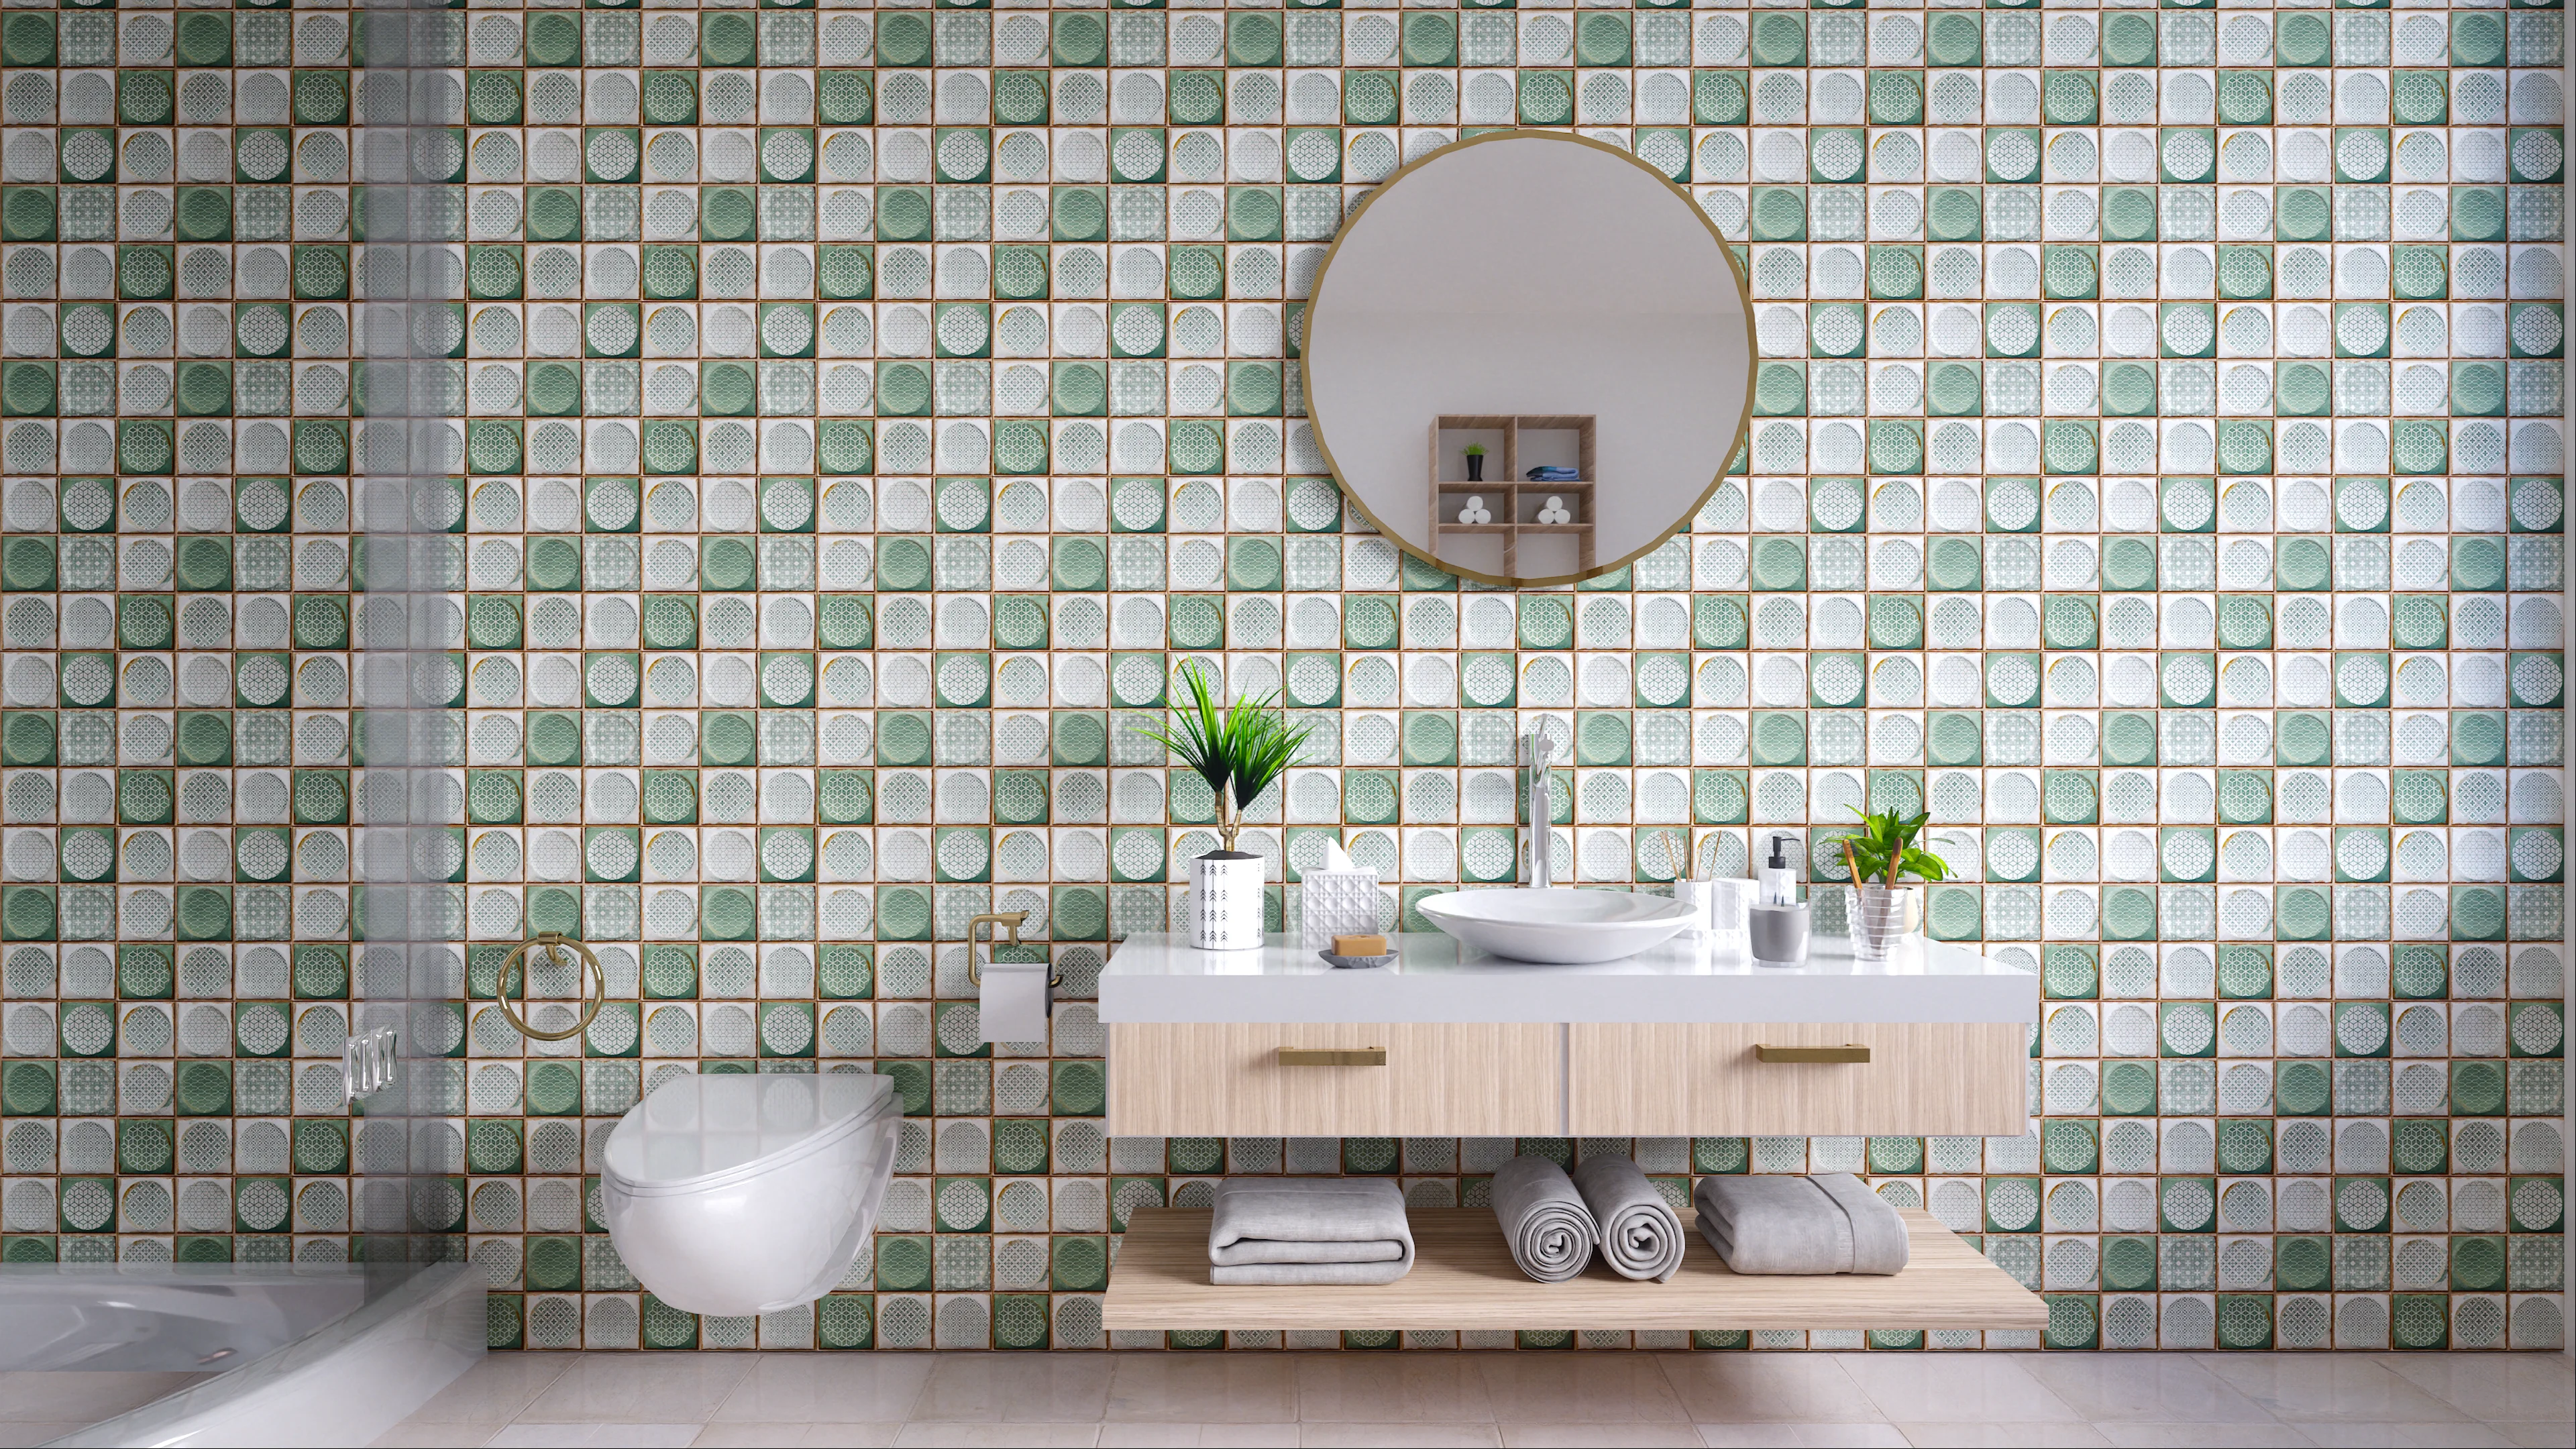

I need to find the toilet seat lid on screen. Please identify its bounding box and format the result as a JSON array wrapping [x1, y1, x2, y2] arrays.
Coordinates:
[[605, 1071, 897, 1191]]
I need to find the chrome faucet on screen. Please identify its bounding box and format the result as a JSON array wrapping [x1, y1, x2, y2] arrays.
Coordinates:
[[1525, 729, 1556, 890]]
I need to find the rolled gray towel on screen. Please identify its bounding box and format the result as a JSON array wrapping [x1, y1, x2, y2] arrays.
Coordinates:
[[1208, 1177, 1413, 1285], [1693, 1173, 1909, 1276], [1571, 1155, 1684, 1282], [1489, 1155, 1597, 1283]]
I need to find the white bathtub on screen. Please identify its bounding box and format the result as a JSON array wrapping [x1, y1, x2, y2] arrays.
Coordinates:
[[0, 1262, 481, 1448]]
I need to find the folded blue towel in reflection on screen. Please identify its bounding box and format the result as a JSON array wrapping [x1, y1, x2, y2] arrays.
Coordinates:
[[1524, 466, 1580, 482]]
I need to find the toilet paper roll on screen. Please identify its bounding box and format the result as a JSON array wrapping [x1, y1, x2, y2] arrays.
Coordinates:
[[979, 960, 1051, 1044]]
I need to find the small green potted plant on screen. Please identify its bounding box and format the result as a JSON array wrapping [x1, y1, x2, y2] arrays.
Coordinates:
[[1135, 659, 1320, 949], [1463, 441, 1485, 482], [1837, 806, 1951, 959]]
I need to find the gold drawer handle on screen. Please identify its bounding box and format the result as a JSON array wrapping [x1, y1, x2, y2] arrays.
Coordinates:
[[1756, 1044, 1872, 1064], [1277, 1047, 1387, 1067]]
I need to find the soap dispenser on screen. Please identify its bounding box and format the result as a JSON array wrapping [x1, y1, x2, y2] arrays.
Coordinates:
[[1749, 834, 1811, 967], [1758, 835, 1799, 906]]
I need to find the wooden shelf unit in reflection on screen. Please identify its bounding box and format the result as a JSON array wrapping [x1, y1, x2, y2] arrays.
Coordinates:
[[1430, 414, 1597, 578]]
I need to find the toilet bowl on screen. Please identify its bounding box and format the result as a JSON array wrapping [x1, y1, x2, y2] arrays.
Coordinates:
[[601, 1071, 904, 1318]]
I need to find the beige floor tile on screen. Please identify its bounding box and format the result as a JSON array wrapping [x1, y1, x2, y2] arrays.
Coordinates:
[[2094, 1426, 2313, 1448], [908, 1355, 1116, 1424], [2014, 1353, 2280, 1424], [2288, 1425, 2516, 1448], [1695, 1428, 1907, 1449], [486, 1424, 703, 1448], [710, 1355, 941, 1425], [890, 1425, 1102, 1448], [1095, 1423, 1299, 1448], [2375, 1355, 2576, 1426], [1294, 1354, 1496, 1424], [1835, 1354, 2085, 1426], [689, 1425, 904, 1448], [1656, 1353, 1880, 1424], [1297, 1424, 1501, 1448], [391, 1355, 580, 1430], [1468, 1354, 1690, 1424], [1092, 1413, 1298, 1433], [2194, 1357, 2476, 1426], [366, 1428, 495, 1449], [1891, 1426, 2112, 1448], [1493, 1424, 1705, 1447], [517, 1354, 754, 1426], [2493, 1424, 2576, 1449], [1106, 1356, 1300, 1424]]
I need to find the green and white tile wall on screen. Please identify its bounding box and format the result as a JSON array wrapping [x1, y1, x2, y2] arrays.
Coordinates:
[[0, 0, 2565, 1359]]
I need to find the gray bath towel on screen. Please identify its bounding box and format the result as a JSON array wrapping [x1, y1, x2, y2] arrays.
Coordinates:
[[1572, 1156, 1684, 1282], [1208, 1177, 1414, 1286], [1490, 1155, 1597, 1283], [1693, 1173, 1910, 1276]]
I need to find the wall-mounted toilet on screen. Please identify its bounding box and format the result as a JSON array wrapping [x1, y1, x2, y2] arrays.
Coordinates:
[[601, 1071, 904, 1317]]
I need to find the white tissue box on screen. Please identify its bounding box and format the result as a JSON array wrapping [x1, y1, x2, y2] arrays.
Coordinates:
[[1299, 869, 1382, 945]]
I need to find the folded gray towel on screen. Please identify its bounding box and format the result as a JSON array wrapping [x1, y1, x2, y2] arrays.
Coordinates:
[[1572, 1156, 1684, 1283], [1208, 1177, 1413, 1285], [1693, 1173, 1909, 1276], [1490, 1155, 1597, 1283]]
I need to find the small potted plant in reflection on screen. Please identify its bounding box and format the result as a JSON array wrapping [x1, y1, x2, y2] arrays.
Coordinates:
[[1462, 442, 1485, 482], [1837, 807, 1950, 961]]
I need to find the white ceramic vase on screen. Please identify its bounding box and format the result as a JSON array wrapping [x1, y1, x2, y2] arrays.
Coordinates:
[[1189, 851, 1265, 950]]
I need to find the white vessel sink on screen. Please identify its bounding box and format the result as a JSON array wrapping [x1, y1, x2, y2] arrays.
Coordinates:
[[1415, 888, 1695, 965]]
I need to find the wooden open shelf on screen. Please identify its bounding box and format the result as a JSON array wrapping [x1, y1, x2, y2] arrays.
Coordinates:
[[1102, 1207, 2049, 1332], [1430, 414, 1597, 577]]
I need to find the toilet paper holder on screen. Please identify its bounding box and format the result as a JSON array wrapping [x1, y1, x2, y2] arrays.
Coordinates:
[[965, 910, 1063, 987]]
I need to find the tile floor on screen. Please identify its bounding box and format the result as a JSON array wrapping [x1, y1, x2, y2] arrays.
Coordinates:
[[364, 1349, 2576, 1448]]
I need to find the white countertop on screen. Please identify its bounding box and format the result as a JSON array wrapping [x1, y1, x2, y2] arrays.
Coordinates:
[[1097, 931, 2041, 1025]]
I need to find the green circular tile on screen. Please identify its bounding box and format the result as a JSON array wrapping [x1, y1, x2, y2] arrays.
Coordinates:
[[527, 187, 581, 240], [2277, 886, 2328, 938], [1927, 189, 1979, 241], [3, 712, 52, 766], [178, 887, 230, 940], [701, 362, 755, 415], [177, 187, 231, 241], [175, 535, 229, 590], [2275, 537, 2329, 590], [526, 1061, 581, 1114], [2102, 1061, 2155, 1115], [0, 537, 52, 591], [2455, 713, 2504, 765], [528, 706, 580, 763], [702, 537, 756, 590], [2102, 189, 2156, 241], [1753, 537, 1807, 590], [526, 535, 580, 590]]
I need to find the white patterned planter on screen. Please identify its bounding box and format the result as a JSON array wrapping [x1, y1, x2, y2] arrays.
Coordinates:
[[1188, 851, 1265, 950]]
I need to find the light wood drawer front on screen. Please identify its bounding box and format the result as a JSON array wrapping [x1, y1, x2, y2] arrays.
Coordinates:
[[1108, 1023, 1562, 1138], [1568, 1023, 2027, 1138]]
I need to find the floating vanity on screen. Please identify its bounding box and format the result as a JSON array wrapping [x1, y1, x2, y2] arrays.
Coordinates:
[[1095, 928, 2048, 1332], [1097, 931, 2040, 1140]]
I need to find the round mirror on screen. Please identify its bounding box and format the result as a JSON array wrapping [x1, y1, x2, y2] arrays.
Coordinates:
[[1303, 132, 1756, 586]]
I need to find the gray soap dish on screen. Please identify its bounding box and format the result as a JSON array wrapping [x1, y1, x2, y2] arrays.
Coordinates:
[[1319, 950, 1395, 970]]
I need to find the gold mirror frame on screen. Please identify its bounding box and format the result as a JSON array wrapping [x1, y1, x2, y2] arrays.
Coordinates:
[[1298, 129, 1760, 590]]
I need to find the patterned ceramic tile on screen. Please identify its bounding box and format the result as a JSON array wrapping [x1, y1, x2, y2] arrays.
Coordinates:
[[0, 0, 2563, 1359]]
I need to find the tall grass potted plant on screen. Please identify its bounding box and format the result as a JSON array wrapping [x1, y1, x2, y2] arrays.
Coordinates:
[[1837, 806, 1950, 961], [1136, 661, 1320, 949]]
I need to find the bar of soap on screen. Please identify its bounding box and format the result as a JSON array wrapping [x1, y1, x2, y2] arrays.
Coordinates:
[[1332, 934, 1388, 957]]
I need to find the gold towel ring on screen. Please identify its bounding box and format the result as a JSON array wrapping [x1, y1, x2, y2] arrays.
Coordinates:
[[490, 932, 606, 1042]]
